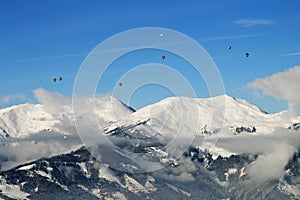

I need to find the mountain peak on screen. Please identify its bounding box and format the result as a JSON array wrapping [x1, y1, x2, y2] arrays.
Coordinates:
[[105, 93, 295, 141], [0, 94, 134, 138]]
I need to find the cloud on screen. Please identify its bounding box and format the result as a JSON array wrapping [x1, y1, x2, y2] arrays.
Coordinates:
[[0, 93, 27, 104], [247, 142, 295, 183], [33, 88, 116, 140], [285, 52, 300, 56], [0, 134, 82, 170], [210, 128, 300, 184], [155, 157, 196, 182], [203, 34, 257, 42], [234, 18, 274, 27], [33, 88, 71, 115], [247, 66, 300, 114], [2, 52, 88, 64]]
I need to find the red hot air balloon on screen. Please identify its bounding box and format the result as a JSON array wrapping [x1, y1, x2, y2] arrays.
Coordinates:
[[161, 55, 165, 60], [118, 82, 123, 87]]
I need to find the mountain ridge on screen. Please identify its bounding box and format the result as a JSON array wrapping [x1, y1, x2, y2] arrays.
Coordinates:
[[1, 94, 300, 199], [1, 94, 299, 139]]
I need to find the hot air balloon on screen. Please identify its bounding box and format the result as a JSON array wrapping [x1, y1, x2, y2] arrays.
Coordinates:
[[160, 33, 164, 38], [228, 46, 232, 50], [118, 82, 123, 87], [162, 55, 166, 60], [59, 77, 63, 81], [53, 78, 57, 82], [245, 52, 250, 58]]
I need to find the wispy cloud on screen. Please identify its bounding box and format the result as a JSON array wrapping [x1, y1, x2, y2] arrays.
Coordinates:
[[234, 18, 274, 27], [285, 52, 300, 56], [2, 52, 88, 64], [203, 34, 257, 42], [0, 93, 27, 104]]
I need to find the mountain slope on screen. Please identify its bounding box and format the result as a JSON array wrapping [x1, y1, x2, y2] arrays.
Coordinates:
[[1, 145, 299, 200], [0, 147, 229, 200], [0, 94, 300, 199], [1, 94, 298, 139], [105, 94, 299, 138], [0, 95, 134, 138]]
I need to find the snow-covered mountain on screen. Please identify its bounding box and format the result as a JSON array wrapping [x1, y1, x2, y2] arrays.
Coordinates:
[[1, 94, 300, 166], [1, 93, 300, 199], [1, 94, 298, 139], [0, 147, 227, 199], [101, 94, 300, 164], [0, 95, 134, 138], [0, 145, 299, 199], [104, 94, 299, 138]]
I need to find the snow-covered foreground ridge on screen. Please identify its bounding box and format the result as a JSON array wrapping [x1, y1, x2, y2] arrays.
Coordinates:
[[0, 92, 299, 139]]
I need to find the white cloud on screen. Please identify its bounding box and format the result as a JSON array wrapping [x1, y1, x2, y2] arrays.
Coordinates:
[[247, 142, 296, 183], [247, 66, 300, 114], [213, 129, 300, 184], [203, 34, 256, 41], [0, 93, 27, 103], [33, 88, 71, 115], [2, 52, 88, 64], [286, 52, 300, 56], [155, 157, 196, 182], [234, 18, 274, 27], [0, 134, 82, 170]]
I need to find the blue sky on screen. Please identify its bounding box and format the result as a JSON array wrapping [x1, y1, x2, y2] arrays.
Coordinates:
[[1, 0, 300, 113]]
